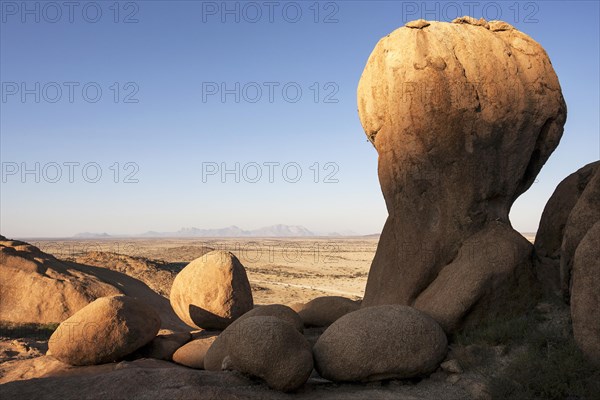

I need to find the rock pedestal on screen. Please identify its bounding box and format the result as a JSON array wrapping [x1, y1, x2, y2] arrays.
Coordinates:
[[358, 17, 566, 332]]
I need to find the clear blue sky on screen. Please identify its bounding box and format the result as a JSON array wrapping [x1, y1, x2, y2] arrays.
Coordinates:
[[1, 0, 598, 238]]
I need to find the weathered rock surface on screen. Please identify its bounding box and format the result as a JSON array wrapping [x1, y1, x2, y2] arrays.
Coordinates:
[[571, 221, 600, 365], [560, 165, 600, 299], [357, 18, 566, 331], [413, 222, 533, 332], [313, 305, 447, 382], [170, 251, 253, 330], [237, 304, 303, 332], [535, 162, 599, 261], [48, 295, 160, 366], [0, 237, 188, 331], [0, 239, 119, 324], [172, 334, 218, 369], [204, 316, 313, 392], [534, 161, 599, 295], [296, 296, 360, 327]]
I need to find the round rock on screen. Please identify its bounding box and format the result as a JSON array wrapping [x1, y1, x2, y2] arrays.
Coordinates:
[[48, 295, 161, 366], [313, 305, 447, 382], [170, 251, 253, 330], [204, 316, 313, 392]]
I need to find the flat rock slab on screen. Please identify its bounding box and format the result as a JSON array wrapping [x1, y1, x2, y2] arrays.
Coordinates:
[[0, 358, 473, 400]]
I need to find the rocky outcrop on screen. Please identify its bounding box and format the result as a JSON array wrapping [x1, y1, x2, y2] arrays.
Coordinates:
[[357, 18, 566, 332], [170, 251, 254, 330], [48, 296, 160, 366], [313, 305, 447, 382], [0, 237, 189, 331], [0, 238, 119, 324]]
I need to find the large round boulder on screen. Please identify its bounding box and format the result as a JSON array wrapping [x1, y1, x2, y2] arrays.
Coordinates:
[[313, 305, 447, 382], [296, 296, 360, 327], [48, 295, 161, 365], [571, 221, 600, 365], [204, 316, 313, 392], [357, 17, 566, 332], [170, 251, 253, 330]]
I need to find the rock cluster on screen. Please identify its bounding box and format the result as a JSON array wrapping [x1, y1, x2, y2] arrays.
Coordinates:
[[2, 16, 586, 394], [357, 17, 566, 332]]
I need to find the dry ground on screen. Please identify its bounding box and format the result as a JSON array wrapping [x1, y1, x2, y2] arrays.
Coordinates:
[[28, 237, 377, 304]]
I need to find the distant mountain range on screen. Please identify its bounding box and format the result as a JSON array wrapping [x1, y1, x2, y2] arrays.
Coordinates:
[[73, 225, 370, 238]]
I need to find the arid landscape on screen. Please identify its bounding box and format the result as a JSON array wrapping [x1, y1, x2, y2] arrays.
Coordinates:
[[32, 237, 376, 303], [2, 7, 599, 400]]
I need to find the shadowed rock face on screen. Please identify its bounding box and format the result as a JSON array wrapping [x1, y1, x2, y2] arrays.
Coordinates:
[[358, 18, 566, 332], [571, 221, 600, 366], [533, 161, 599, 296], [559, 165, 600, 299]]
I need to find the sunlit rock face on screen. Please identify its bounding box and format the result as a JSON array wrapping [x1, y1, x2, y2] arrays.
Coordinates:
[[357, 17, 567, 332]]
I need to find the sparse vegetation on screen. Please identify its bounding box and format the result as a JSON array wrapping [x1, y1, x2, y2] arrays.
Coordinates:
[[453, 303, 600, 400], [489, 334, 600, 400]]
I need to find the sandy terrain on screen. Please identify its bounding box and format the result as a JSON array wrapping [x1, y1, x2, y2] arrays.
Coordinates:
[[28, 237, 377, 305]]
